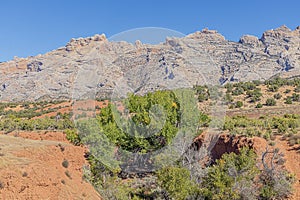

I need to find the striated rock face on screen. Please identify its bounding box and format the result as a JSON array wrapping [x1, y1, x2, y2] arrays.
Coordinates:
[[0, 26, 300, 102]]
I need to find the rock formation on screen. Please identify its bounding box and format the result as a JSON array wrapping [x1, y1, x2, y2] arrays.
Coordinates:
[[0, 25, 299, 102]]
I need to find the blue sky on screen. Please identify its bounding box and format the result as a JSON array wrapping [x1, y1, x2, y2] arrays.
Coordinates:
[[0, 0, 299, 62]]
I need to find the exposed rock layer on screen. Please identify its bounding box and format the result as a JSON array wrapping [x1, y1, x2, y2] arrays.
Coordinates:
[[0, 26, 299, 102]]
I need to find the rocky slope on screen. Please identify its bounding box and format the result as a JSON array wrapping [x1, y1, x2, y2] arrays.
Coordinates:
[[0, 25, 299, 102]]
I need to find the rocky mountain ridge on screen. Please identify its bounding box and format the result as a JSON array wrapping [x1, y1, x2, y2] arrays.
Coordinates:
[[0, 25, 299, 102]]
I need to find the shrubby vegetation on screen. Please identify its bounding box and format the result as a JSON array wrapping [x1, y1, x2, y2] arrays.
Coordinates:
[[194, 85, 209, 102], [223, 114, 300, 144], [64, 128, 81, 145], [265, 98, 276, 106], [157, 147, 294, 200], [221, 77, 300, 109], [157, 166, 199, 200], [0, 100, 66, 119], [0, 114, 74, 132], [201, 148, 259, 199]]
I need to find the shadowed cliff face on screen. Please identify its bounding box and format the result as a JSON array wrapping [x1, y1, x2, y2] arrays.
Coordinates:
[[0, 25, 299, 102]]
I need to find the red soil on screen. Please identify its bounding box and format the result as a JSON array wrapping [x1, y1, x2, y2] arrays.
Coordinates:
[[0, 133, 101, 199]]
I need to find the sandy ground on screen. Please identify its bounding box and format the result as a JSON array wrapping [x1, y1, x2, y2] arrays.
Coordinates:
[[273, 136, 300, 200], [0, 134, 101, 200]]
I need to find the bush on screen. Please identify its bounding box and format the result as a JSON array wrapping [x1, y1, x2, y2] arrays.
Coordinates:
[[201, 148, 259, 200], [224, 83, 233, 93], [273, 93, 282, 100], [259, 148, 295, 199], [268, 84, 279, 92], [232, 87, 244, 96], [294, 86, 300, 92], [285, 97, 293, 104], [224, 93, 233, 103], [194, 85, 209, 102], [62, 159, 69, 168], [265, 98, 276, 106], [247, 89, 262, 102], [253, 80, 262, 86], [285, 89, 291, 94], [236, 101, 243, 108], [64, 129, 81, 145], [241, 81, 256, 91], [292, 93, 300, 102], [256, 103, 263, 108], [157, 167, 198, 200]]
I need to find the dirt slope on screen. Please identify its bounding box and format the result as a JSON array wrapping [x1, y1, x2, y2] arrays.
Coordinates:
[[0, 135, 101, 200], [273, 136, 300, 200]]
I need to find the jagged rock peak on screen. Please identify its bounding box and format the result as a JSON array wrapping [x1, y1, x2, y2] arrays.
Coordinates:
[[239, 35, 261, 47], [65, 33, 106, 51], [261, 25, 300, 43], [275, 25, 292, 32], [201, 28, 218, 34], [135, 40, 143, 48], [186, 28, 225, 41]]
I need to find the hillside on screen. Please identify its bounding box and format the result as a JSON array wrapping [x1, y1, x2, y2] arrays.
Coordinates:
[[0, 134, 101, 199]]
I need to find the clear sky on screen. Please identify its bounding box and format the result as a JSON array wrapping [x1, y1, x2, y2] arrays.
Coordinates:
[[0, 0, 299, 62]]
